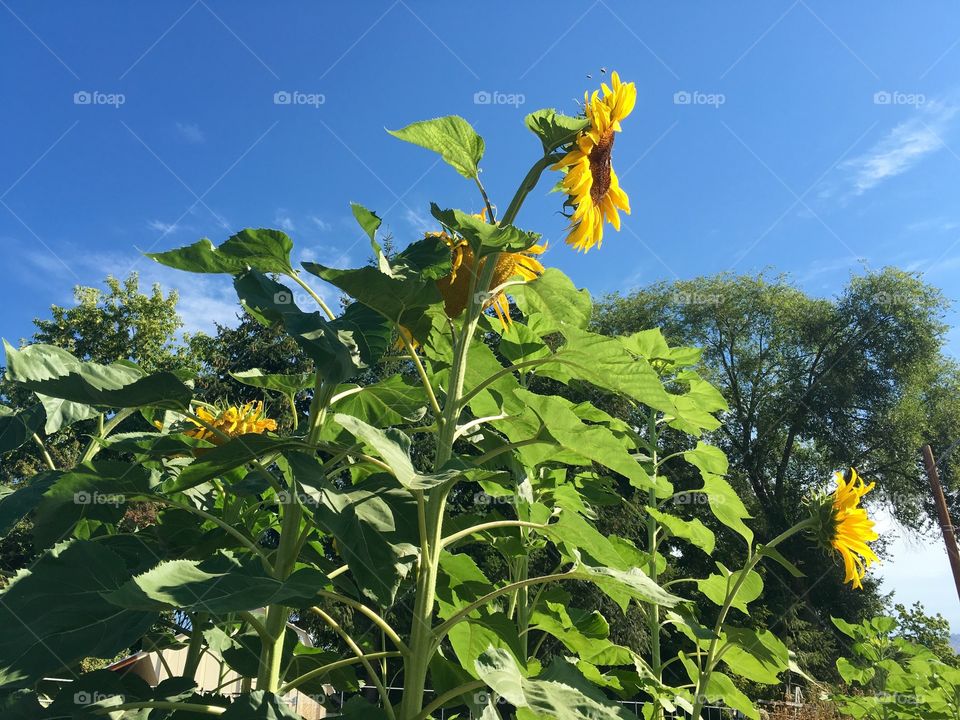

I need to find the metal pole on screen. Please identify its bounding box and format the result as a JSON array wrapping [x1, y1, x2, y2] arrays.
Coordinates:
[[922, 444, 960, 603]]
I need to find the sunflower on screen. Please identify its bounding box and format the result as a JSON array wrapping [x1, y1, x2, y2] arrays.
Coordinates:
[[185, 401, 277, 444], [433, 224, 546, 331], [552, 71, 636, 252], [809, 468, 880, 590]]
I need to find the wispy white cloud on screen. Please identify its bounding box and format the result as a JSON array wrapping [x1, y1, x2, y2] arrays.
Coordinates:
[[403, 208, 433, 235], [275, 212, 295, 232], [16, 245, 239, 336], [311, 216, 332, 232], [176, 122, 205, 144], [904, 216, 960, 234], [797, 255, 863, 284], [840, 100, 958, 195], [147, 219, 180, 234]]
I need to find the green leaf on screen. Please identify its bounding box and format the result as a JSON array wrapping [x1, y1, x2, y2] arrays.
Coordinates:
[[387, 115, 484, 179], [147, 228, 294, 275], [697, 565, 763, 614], [351, 202, 382, 244], [574, 560, 680, 610], [837, 656, 874, 684], [221, 627, 299, 679], [234, 272, 386, 382], [475, 649, 639, 720], [430, 204, 541, 256], [106, 552, 326, 613], [36, 394, 98, 434], [525, 108, 589, 153], [32, 460, 157, 547], [511, 268, 592, 333], [718, 626, 790, 685], [539, 327, 677, 416], [499, 391, 666, 495], [220, 691, 303, 719], [646, 507, 715, 555], [334, 413, 456, 490], [102, 431, 214, 456], [436, 551, 493, 620], [4, 342, 192, 411], [285, 646, 361, 694], [0, 540, 157, 688], [530, 589, 632, 666], [302, 257, 441, 329], [166, 434, 306, 493], [703, 671, 758, 719], [684, 443, 753, 545], [0, 471, 61, 537], [757, 545, 804, 577], [307, 473, 419, 607], [332, 374, 427, 427], [499, 322, 551, 368], [450, 610, 527, 679], [231, 369, 313, 396], [0, 404, 45, 454]]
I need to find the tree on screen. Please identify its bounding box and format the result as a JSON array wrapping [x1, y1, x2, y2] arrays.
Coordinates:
[[31, 273, 186, 371], [592, 269, 957, 680], [1, 273, 191, 482], [594, 269, 957, 531]]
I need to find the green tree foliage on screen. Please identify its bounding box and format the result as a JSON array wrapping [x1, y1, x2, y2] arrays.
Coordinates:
[[594, 270, 956, 531], [592, 270, 957, 681], [594, 271, 958, 529]]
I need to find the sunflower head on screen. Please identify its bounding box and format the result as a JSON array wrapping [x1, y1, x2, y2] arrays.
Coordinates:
[[808, 468, 880, 590], [552, 71, 636, 252], [185, 401, 277, 444], [432, 219, 546, 331]]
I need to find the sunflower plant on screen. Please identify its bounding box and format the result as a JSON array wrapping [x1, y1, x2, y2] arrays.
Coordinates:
[[0, 74, 877, 719]]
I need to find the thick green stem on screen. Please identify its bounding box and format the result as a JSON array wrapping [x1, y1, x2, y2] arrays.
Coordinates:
[[258, 377, 335, 692], [81, 408, 134, 462], [646, 411, 663, 720], [279, 651, 401, 694], [32, 433, 56, 470], [399, 256, 496, 720], [689, 519, 814, 720], [498, 153, 561, 228], [257, 498, 300, 691], [93, 701, 225, 716], [183, 612, 207, 680]]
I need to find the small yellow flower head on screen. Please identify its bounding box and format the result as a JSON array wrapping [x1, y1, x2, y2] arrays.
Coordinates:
[[433, 218, 546, 331], [809, 468, 880, 590], [552, 71, 636, 252], [185, 401, 277, 444]]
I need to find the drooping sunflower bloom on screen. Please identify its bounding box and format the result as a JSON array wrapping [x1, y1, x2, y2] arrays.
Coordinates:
[[809, 468, 880, 590], [433, 226, 546, 331], [185, 401, 277, 444], [552, 71, 636, 252]]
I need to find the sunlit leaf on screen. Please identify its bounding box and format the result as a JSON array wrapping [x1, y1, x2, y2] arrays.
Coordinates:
[[388, 115, 484, 179]]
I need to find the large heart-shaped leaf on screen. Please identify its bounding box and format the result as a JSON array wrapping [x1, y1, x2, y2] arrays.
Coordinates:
[[387, 115, 484, 179]]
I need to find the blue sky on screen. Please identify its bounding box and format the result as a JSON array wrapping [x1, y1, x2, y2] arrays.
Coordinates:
[[3, 2, 960, 628]]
